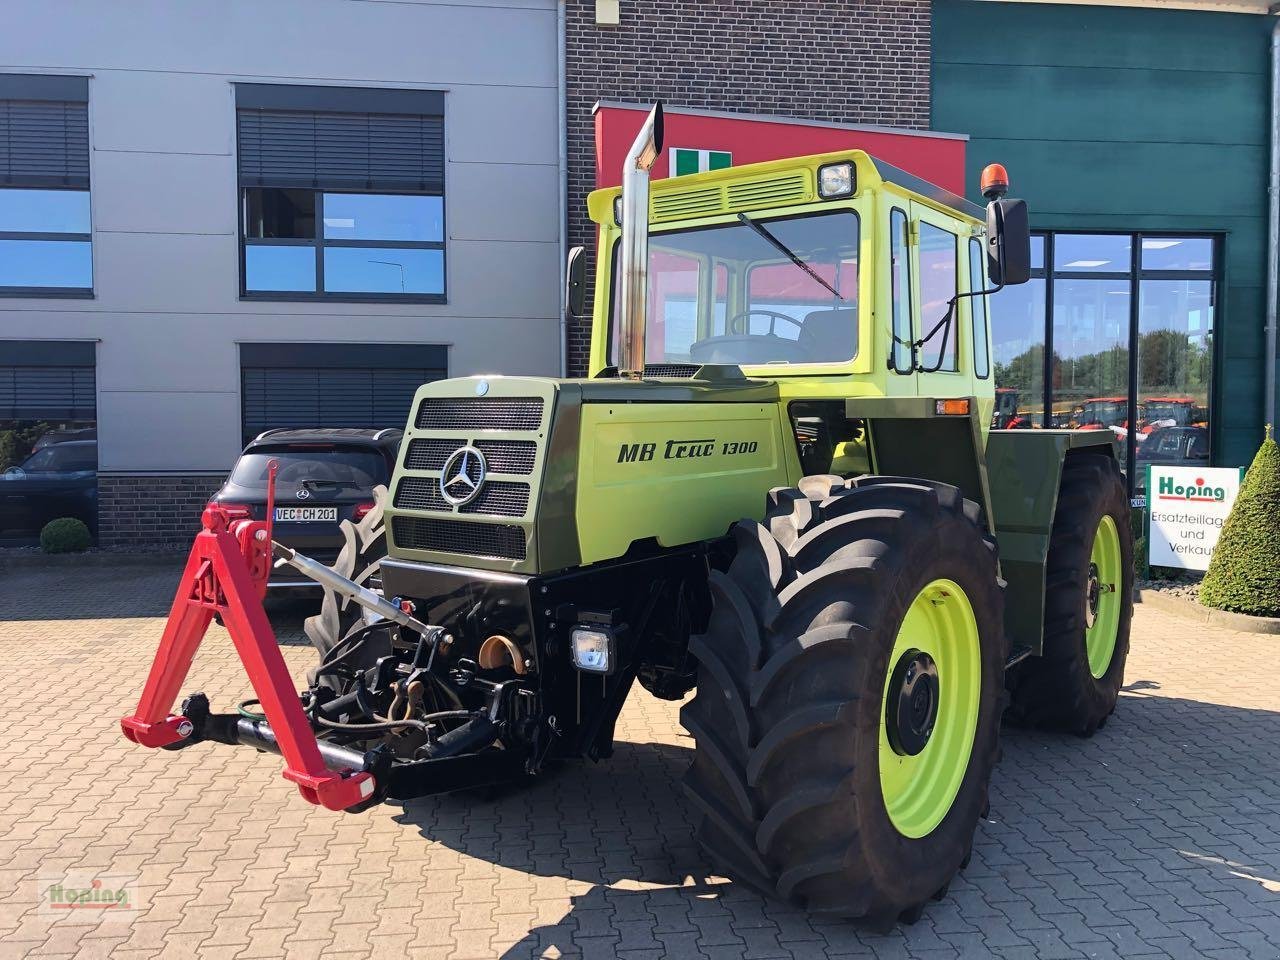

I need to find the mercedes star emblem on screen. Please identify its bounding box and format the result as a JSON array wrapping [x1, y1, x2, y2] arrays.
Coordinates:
[[295, 487, 311, 500], [439, 445, 487, 507]]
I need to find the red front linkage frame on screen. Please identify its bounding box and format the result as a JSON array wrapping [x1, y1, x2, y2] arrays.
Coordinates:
[[119, 461, 374, 811]]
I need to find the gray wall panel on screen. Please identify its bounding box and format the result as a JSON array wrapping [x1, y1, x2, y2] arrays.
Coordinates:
[[446, 85, 559, 164], [89, 71, 235, 155], [97, 389, 243, 472], [92, 151, 237, 235], [448, 162, 559, 242], [0, 0, 557, 87]]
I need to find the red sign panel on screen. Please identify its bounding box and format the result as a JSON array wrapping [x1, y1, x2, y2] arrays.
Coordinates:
[[595, 102, 968, 196]]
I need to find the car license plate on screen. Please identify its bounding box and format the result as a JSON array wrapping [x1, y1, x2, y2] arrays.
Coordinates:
[[274, 507, 338, 522]]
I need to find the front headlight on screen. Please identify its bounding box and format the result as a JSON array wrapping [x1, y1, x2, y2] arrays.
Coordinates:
[[818, 162, 855, 199], [571, 625, 615, 674]]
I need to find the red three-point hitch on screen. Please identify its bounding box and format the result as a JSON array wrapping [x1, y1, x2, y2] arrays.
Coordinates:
[[119, 460, 376, 811]]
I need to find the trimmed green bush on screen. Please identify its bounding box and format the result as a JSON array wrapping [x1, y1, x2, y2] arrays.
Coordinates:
[[1200, 433, 1280, 617], [40, 517, 92, 554]]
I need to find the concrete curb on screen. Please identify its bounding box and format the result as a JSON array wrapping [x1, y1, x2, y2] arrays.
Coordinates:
[[0, 550, 187, 570], [1138, 588, 1280, 635]]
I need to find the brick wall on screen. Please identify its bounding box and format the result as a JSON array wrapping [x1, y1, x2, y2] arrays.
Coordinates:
[[98, 474, 224, 549], [565, 0, 933, 375]]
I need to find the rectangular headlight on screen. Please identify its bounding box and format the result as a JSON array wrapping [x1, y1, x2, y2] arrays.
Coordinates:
[[818, 162, 855, 199], [613, 195, 623, 226], [571, 626, 615, 674]]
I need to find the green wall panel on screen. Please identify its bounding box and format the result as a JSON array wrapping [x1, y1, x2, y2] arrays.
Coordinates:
[[933, 0, 1274, 468], [934, 64, 1266, 146], [936, 2, 1269, 72]]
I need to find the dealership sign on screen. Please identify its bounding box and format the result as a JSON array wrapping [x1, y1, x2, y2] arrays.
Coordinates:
[[1146, 465, 1242, 571], [670, 148, 731, 176]]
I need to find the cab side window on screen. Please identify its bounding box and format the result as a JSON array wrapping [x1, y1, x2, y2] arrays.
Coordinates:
[[969, 238, 991, 379], [889, 209, 913, 373], [918, 222, 958, 372]]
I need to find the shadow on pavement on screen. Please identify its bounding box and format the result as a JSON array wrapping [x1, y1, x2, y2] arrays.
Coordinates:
[[394, 689, 1280, 958], [0, 562, 186, 621], [0, 563, 318, 648]]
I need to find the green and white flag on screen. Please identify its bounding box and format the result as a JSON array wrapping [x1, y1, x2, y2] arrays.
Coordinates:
[[670, 148, 732, 177]]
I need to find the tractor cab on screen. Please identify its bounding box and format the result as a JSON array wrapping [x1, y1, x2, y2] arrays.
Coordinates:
[[581, 143, 1030, 441]]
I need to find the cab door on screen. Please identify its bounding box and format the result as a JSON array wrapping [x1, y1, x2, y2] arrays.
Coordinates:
[[910, 201, 972, 400]]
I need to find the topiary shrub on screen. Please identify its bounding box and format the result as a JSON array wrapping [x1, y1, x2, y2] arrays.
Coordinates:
[[1200, 430, 1280, 617], [40, 517, 92, 554]]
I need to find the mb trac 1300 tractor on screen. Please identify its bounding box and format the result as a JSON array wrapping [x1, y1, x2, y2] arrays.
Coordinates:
[[122, 104, 1133, 928]]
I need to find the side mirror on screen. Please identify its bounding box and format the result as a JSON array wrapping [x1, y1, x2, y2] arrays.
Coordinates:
[[986, 198, 1030, 286], [565, 245, 587, 318]]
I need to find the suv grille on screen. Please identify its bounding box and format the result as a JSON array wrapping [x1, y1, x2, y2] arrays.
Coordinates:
[[393, 516, 526, 561], [415, 397, 544, 431]]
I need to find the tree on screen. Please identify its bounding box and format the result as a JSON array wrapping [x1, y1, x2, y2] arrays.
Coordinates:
[[1200, 429, 1280, 618]]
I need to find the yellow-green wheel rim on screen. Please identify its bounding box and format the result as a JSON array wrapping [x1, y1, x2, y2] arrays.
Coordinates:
[[878, 579, 981, 839], [1085, 514, 1122, 679]]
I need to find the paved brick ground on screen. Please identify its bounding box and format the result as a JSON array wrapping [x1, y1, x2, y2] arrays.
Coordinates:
[[1, 563, 1278, 959]]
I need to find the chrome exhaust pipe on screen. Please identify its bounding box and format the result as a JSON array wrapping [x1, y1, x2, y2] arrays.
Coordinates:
[[617, 102, 664, 380]]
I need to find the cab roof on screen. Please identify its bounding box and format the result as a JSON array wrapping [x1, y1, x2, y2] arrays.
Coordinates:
[[587, 149, 984, 227]]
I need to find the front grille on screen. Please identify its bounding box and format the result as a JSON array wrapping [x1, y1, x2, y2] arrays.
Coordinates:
[[415, 397, 544, 431], [394, 476, 448, 511], [473, 439, 537, 475], [460, 481, 529, 517], [393, 515, 526, 561], [403, 438, 456, 471]]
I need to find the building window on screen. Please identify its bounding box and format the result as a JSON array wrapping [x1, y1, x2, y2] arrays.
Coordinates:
[[0, 75, 91, 297], [991, 233, 1217, 497], [235, 84, 445, 302], [0, 341, 97, 542], [239, 342, 447, 444]]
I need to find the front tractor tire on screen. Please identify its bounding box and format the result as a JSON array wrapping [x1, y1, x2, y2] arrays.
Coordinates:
[[1008, 453, 1133, 735], [681, 475, 1007, 926]]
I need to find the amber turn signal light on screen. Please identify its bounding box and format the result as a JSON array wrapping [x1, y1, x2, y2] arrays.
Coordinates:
[[935, 399, 972, 416]]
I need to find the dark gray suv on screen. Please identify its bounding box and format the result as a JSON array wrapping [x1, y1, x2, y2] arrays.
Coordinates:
[[209, 428, 401, 588]]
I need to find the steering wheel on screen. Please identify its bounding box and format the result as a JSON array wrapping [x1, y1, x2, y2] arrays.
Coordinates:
[[725, 309, 803, 338]]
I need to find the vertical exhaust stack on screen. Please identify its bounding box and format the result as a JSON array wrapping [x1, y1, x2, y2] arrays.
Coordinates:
[[618, 103, 664, 380]]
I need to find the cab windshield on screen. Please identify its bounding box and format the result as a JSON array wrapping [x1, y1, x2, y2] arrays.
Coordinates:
[[610, 210, 859, 367]]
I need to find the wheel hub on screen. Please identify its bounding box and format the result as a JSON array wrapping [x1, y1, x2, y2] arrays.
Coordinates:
[[886, 650, 940, 756], [1085, 562, 1101, 629]]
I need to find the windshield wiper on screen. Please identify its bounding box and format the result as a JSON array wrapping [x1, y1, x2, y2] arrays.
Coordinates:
[[736, 212, 845, 302]]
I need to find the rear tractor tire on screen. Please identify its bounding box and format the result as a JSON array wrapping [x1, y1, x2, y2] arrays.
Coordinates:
[[1007, 454, 1133, 736], [680, 475, 1007, 926]]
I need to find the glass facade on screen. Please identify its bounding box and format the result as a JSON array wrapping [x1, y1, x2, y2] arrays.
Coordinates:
[[991, 233, 1217, 497], [0, 189, 93, 294], [241, 189, 446, 300]]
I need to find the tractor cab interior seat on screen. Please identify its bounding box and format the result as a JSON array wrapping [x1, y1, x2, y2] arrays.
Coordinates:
[[797, 308, 857, 363]]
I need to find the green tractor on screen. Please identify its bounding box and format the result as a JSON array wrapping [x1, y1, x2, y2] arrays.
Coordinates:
[[125, 105, 1132, 927]]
